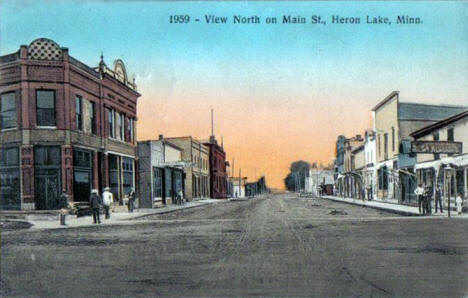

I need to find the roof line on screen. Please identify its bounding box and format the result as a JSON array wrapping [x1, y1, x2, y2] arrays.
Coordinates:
[[410, 110, 468, 138], [372, 91, 399, 111], [399, 102, 468, 109]]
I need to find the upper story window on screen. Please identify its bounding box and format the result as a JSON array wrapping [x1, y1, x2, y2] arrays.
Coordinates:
[[119, 113, 125, 141], [128, 118, 135, 143], [0, 92, 16, 130], [391, 127, 395, 152], [89, 101, 96, 135], [114, 112, 124, 141], [384, 133, 388, 159], [75, 96, 83, 131], [378, 134, 381, 158], [447, 128, 454, 142], [108, 109, 115, 138], [36, 90, 56, 127]]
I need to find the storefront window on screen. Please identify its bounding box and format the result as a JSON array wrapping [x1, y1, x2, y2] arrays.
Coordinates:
[[109, 154, 120, 201], [0, 92, 17, 129], [0, 147, 20, 210], [456, 169, 465, 197], [122, 157, 134, 196], [36, 90, 56, 127], [73, 150, 92, 202], [153, 167, 163, 198]]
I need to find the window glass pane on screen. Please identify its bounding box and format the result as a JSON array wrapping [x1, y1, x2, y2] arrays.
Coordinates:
[[36, 90, 55, 126], [34, 146, 60, 166], [90, 102, 96, 134], [76, 96, 82, 130], [73, 150, 91, 168], [1, 93, 17, 129], [109, 154, 118, 169], [6, 148, 19, 166]]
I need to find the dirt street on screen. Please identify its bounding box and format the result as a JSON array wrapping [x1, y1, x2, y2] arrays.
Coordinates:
[[1, 194, 467, 297]]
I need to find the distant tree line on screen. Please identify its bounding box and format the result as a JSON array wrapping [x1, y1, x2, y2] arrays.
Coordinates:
[[284, 161, 310, 192]]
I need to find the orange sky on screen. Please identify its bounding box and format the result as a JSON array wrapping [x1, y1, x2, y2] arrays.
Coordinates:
[[136, 90, 373, 190]]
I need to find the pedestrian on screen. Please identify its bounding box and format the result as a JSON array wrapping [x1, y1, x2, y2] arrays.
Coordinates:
[[127, 190, 135, 213], [89, 189, 102, 224], [455, 192, 463, 215], [414, 184, 425, 215], [102, 187, 113, 219], [434, 185, 443, 213], [176, 190, 184, 206], [59, 188, 69, 225], [424, 186, 432, 215]]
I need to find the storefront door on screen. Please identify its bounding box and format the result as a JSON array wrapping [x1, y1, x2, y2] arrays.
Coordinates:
[[35, 170, 61, 210], [73, 149, 92, 202], [34, 146, 61, 210]]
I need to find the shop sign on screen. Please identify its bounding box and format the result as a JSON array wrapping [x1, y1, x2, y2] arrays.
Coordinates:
[[411, 141, 462, 154]]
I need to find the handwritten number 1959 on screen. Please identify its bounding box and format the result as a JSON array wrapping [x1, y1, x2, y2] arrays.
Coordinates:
[[170, 15, 190, 23]]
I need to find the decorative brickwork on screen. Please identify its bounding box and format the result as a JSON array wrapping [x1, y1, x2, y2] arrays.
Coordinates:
[[27, 38, 62, 61]]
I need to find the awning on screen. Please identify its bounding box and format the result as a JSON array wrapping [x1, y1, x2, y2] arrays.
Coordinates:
[[414, 160, 442, 170], [414, 154, 468, 170]]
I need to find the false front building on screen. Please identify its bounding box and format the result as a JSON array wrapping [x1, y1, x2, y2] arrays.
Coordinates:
[[0, 38, 140, 210], [164, 136, 210, 200]]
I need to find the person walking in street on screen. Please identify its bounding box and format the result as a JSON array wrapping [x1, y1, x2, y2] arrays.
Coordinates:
[[127, 190, 135, 213], [89, 189, 102, 224], [102, 187, 113, 219], [414, 184, 425, 215], [456, 192, 463, 215], [434, 185, 443, 213]]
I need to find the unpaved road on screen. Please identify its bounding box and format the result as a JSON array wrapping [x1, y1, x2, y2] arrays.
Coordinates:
[[1, 194, 467, 297]]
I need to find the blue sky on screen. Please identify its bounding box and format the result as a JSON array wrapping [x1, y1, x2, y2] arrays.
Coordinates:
[[1, 1, 468, 188]]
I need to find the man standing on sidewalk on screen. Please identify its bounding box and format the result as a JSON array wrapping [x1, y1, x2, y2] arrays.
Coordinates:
[[434, 185, 443, 213], [89, 189, 102, 224], [102, 187, 113, 219], [414, 184, 425, 215]]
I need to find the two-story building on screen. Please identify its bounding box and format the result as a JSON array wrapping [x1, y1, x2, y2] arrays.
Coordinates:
[[411, 110, 468, 208], [341, 135, 364, 197], [164, 136, 210, 200], [203, 135, 227, 198], [364, 130, 376, 200], [372, 91, 466, 203], [137, 136, 185, 207], [0, 38, 140, 210]]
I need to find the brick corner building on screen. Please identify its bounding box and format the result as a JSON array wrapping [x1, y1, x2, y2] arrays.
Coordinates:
[[0, 38, 140, 210]]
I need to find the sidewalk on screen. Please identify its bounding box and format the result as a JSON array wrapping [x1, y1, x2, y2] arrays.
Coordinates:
[[321, 195, 468, 217], [1, 199, 225, 231]]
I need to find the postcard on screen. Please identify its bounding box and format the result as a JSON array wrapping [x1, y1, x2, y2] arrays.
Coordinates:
[[0, 1, 467, 297]]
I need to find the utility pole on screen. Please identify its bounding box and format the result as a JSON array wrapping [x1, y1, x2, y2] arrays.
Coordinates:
[[211, 108, 214, 136], [239, 168, 242, 198]]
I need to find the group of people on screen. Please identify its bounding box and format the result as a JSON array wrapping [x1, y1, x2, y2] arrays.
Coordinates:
[[414, 184, 465, 215], [89, 188, 136, 224]]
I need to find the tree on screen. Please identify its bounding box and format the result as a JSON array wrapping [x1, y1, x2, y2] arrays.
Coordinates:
[[284, 160, 311, 191]]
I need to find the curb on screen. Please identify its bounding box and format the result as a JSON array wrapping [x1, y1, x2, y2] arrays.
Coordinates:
[[320, 196, 421, 216], [129, 201, 218, 220]]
